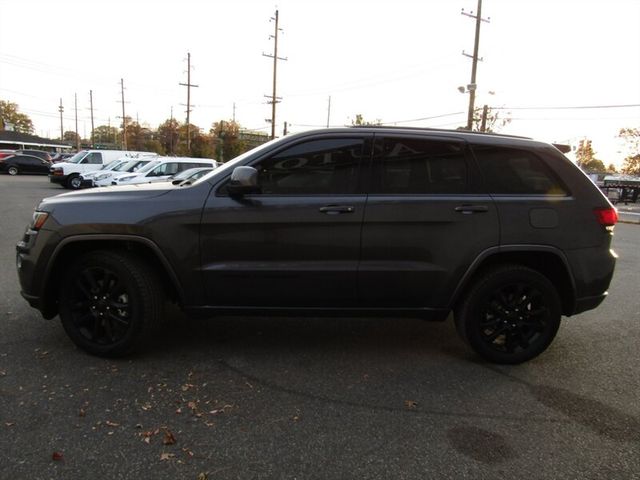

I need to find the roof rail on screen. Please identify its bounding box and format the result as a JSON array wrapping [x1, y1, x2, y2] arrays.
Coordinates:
[[349, 125, 531, 140]]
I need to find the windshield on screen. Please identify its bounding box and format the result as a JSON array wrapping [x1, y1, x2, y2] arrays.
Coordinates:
[[66, 151, 89, 164], [114, 159, 151, 172], [101, 160, 121, 170], [135, 160, 162, 174]]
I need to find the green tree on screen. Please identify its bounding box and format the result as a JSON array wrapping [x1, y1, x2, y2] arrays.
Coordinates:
[[157, 118, 180, 155], [575, 139, 606, 172], [175, 123, 202, 156], [63, 130, 80, 144], [473, 106, 511, 133], [0, 100, 34, 134], [351, 114, 381, 126], [211, 120, 246, 162], [125, 122, 153, 152], [619, 127, 640, 175], [93, 125, 120, 146]]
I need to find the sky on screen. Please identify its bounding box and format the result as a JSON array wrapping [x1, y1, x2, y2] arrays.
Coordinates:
[[1, 0, 639, 166]]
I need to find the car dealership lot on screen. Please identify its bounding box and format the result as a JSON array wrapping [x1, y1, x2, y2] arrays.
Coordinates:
[[1, 176, 639, 479]]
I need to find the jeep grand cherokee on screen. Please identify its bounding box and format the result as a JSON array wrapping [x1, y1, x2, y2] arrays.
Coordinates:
[[16, 127, 617, 364]]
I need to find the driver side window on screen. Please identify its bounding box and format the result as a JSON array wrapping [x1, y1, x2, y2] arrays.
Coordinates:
[[253, 138, 363, 195]]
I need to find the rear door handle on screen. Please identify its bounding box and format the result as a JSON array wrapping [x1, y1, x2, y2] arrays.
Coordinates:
[[454, 205, 489, 214], [319, 205, 355, 215]]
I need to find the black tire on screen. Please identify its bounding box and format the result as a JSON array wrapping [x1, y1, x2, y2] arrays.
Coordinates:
[[59, 250, 163, 357], [7, 165, 18, 176], [454, 265, 561, 364], [67, 174, 82, 189]]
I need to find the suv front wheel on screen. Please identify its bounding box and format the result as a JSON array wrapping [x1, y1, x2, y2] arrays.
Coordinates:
[[58, 250, 163, 356], [455, 265, 562, 364]]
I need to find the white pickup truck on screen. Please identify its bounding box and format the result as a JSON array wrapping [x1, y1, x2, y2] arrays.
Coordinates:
[[49, 150, 157, 189]]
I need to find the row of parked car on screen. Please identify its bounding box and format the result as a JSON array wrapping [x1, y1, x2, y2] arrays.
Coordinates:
[[0, 148, 218, 188]]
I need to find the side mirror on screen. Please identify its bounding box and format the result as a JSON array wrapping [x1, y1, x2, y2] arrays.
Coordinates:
[[227, 166, 260, 196]]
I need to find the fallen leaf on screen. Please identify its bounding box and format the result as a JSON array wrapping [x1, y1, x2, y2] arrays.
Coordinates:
[[163, 428, 177, 445], [144, 437, 151, 444], [105, 420, 120, 427], [187, 401, 197, 411], [5, 422, 15, 427], [404, 400, 418, 409], [197, 473, 209, 480], [0, 370, 6, 377], [52, 451, 64, 461], [79, 409, 86, 417], [175, 407, 183, 414], [160, 452, 175, 461], [182, 447, 194, 457]]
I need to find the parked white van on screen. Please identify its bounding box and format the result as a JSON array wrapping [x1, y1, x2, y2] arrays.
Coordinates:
[[49, 150, 157, 189], [111, 157, 218, 186]]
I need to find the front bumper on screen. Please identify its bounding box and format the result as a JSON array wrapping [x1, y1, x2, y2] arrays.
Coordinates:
[[49, 173, 67, 185]]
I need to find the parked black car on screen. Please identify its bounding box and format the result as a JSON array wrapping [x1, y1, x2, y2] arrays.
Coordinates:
[[1, 154, 51, 175], [16, 127, 618, 364], [16, 149, 52, 162]]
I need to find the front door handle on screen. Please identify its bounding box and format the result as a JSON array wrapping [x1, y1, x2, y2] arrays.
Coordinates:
[[319, 205, 355, 215], [454, 205, 489, 214]]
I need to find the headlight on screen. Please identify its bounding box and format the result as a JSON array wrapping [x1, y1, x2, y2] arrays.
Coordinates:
[[29, 211, 49, 231], [95, 173, 111, 181]]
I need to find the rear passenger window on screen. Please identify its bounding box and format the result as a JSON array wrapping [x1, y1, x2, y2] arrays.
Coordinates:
[[472, 146, 568, 195], [370, 137, 470, 194], [83, 152, 103, 164]]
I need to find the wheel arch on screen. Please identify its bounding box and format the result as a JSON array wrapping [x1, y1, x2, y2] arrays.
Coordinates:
[[41, 235, 184, 318], [450, 246, 577, 316]]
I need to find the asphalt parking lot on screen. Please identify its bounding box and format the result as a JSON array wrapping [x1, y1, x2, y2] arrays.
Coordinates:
[[1, 176, 639, 480]]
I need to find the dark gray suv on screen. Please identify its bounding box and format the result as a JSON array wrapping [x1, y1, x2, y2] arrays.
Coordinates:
[[16, 127, 618, 363]]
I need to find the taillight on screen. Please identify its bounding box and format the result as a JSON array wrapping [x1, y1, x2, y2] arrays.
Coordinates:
[[593, 207, 618, 227]]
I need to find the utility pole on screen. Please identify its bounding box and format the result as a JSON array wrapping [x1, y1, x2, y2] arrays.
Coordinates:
[[89, 90, 95, 147], [462, 0, 489, 130], [58, 98, 64, 141], [232, 102, 236, 123], [263, 9, 287, 139], [74, 93, 80, 151], [120, 78, 127, 150], [170, 106, 174, 155], [480, 104, 488, 132], [326, 96, 332, 128], [180, 52, 199, 154]]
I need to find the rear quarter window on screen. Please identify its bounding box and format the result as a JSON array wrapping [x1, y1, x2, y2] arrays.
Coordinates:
[[472, 145, 569, 195]]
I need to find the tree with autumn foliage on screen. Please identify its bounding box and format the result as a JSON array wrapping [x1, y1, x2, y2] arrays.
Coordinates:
[[619, 127, 640, 176], [0, 100, 34, 134], [575, 139, 606, 172], [210, 120, 246, 162]]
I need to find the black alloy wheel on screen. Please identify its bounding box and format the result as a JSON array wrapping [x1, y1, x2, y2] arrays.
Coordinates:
[[455, 265, 561, 364], [59, 250, 162, 356]]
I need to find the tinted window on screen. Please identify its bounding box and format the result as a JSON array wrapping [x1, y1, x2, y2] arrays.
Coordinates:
[[254, 138, 363, 194], [369, 137, 469, 194], [472, 146, 568, 195]]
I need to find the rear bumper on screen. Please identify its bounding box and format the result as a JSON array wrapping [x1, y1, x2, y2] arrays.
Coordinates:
[[573, 293, 608, 315]]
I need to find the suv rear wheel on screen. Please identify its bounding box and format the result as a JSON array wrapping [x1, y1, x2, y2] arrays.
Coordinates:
[[58, 250, 163, 357], [455, 265, 561, 364]]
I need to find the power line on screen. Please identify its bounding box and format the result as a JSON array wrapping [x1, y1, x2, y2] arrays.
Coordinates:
[[493, 104, 640, 111]]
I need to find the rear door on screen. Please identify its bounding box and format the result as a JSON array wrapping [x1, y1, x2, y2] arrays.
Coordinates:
[[358, 134, 499, 308], [200, 134, 370, 307]]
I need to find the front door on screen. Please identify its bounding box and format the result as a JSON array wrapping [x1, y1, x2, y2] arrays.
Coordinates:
[[200, 135, 370, 308]]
